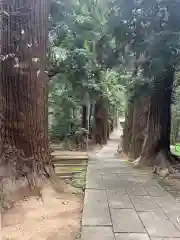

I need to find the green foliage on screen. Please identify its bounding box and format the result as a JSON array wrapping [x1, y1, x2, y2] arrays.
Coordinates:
[[171, 73, 180, 144], [171, 144, 180, 156], [48, 72, 81, 140], [48, 0, 180, 146], [126, 75, 149, 103], [100, 70, 125, 110], [106, 0, 180, 107], [48, 0, 126, 140]]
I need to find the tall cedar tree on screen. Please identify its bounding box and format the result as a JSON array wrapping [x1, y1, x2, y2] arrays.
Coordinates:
[[0, 0, 53, 185]]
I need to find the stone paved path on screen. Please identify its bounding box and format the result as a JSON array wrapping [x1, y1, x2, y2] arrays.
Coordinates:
[[81, 130, 180, 240]]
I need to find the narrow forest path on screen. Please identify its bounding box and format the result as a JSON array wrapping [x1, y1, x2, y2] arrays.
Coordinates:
[[81, 129, 180, 240]]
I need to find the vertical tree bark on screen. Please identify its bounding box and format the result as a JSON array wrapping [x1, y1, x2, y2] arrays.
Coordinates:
[[93, 98, 108, 145], [114, 106, 118, 129], [88, 103, 93, 138], [129, 97, 149, 159], [122, 103, 134, 154], [82, 105, 88, 129], [0, 0, 52, 183], [139, 68, 176, 168], [94, 101, 103, 144], [104, 104, 109, 141]]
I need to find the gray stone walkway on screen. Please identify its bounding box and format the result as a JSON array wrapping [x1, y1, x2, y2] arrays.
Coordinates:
[[81, 130, 180, 240]]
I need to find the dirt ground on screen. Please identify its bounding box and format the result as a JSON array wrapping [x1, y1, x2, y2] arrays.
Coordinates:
[[2, 140, 102, 240], [2, 184, 83, 240]]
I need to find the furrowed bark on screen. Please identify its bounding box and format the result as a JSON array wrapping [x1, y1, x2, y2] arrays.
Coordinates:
[[136, 68, 177, 170], [82, 105, 88, 129], [122, 103, 134, 154], [93, 98, 108, 145], [129, 97, 149, 160], [0, 0, 54, 192]]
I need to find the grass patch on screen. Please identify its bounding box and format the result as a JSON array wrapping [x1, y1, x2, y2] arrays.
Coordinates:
[[71, 170, 86, 189], [171, 143, 180, 156]]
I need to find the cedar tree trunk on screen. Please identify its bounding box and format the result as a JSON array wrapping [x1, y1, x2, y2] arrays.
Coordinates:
[[93, 98, 108, 144], [122, 103, 134, 154], [138, 68, 177, 168], [0, 0, 53, 183], [129, 97, 149, 159], [82, 105, 88, 129]]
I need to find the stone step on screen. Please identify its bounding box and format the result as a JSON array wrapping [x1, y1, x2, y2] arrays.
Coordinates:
[[52, 155, 88, 160], [56, 171, 82, 179], [51, 150, 88, 156], [58, 174, 73, 180], [52, 158, 87, 165], [54, 163, 87, 167], [55, 165, 84, 173]]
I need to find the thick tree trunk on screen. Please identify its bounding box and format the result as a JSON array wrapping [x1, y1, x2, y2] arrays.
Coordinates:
[[104, 106, 109, 141], [88, 103, 94, 139], [129, 97, 149, 159], [82, 105, 88, 129], [114, 107, 118, 129], [0, 0, 53, 185], [109, 117, 114, 134], [109, 105, 116, 133], [93, 98, 108, 145], [137, 68, 177, 169], [122, 103, 134, 154], [93, 102, 101, 144]]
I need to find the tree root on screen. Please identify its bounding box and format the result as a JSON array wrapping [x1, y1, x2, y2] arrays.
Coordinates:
[[170, 153, 180, 164], [0, 163, 66, 211], [0, 142, 68, 210], [132, 156, 141, 167], [132, 150, 178, 178]]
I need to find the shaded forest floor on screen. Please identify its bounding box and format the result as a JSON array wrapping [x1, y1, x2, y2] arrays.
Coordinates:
[[2, 142, 101, 240], [2, 183, 83, 240]]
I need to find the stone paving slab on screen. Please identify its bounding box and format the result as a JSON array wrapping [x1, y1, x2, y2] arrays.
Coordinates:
[[100, 168, 129, 175], [151, 238, 180, 240], [153, 196, 180, 214], [140, 180, 161, 187], [115, 233, 150, 240], [107, 190, 133, 209], [86, 175, 105, 189], [167, 213, 180, 231], [129, 195, 161, 212], [86, 174, 124, 189], [83, 189, 108, 203], [118, 174, 138, 182], [82, 205, 112, 226], [81, 130, 180, 240], [117, 171, 150, 176], [81, 227, 115, 240], [123, 183, 149, 196], [143, 184, 170, 197], [111, 209, 146, 233], [120, 180, 140, 186], [82, 189, 112, 226], [117, 168, 150, 175], [135, 176, 152, 183], [102, 179, 123, 189], [138, 211, 180, 237]]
